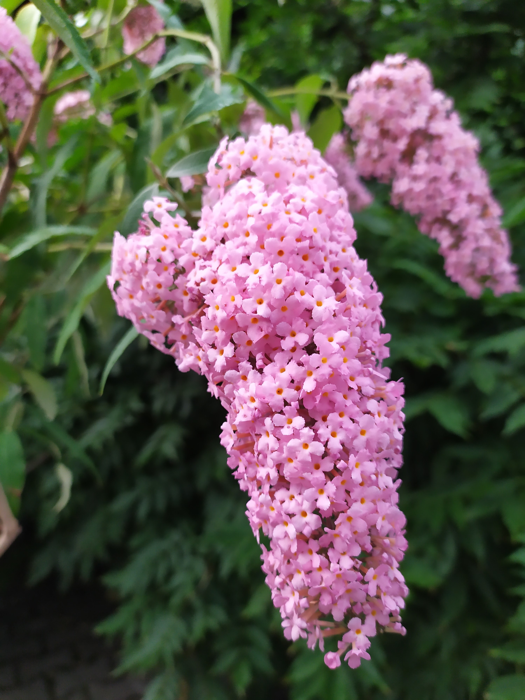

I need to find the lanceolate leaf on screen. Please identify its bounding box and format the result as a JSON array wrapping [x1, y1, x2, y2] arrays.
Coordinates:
[[0, 430, 25, 515], [21, 369, 57, 421], [32, 0, 98, 82], [307, 104, 342, 153], [182, 83, 243, 127], [34, 136, 78, 227], [53, 263, 111, 365], [0, 0, 23, 13], [42, 420, 99, 482], [150, 47, 209, 80], [8, 225, 96, 259], [200, 0, 232, 63], [99, 326, 139, 395], [503, 403, 525, 436], [503, 196, 525, 228], [15, 4, 41, 45], [485, 675, 525, 700], [233, 75, 284, 117], [166, 146, 218, 178], [120, 184, 159, 237], [295, 74, 323, 126]]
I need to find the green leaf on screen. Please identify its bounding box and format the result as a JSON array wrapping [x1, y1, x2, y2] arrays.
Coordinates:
[[53, 463, 72, 513], [99, 326, 139, 395], [307, 104, 342, 153], [503, 403, 525, 436], [182, 83, 243, 127], [166, 146, 218, 178], [34, 136, 78, 227], [295, 74, 323, 126], [53, 262, 110, 364], [32, 0, 98, 82], [200, 0, 232, 63], [233, 75, 284, 117], [485, 675, 525, 700], [502, 496, 525, 539], [86, 151, 122, 203], [149, 46, 209, 80], [428, 394, 470, 438], [503, 197, 525, 228], [42, 420, 99, 481], [64, 215, 121, 284], [23, 295, 47, 371], [8, 225, 95, 259], [0, 357, 21, 384], [406, 392, 470, 437], [491, 642, 525, 664], [0, 0, 23, 13], [15, 4, 41, 45], [21, 369, 57, 420], [391, 259, 460, 298], [481, 384, 521, 421], [474, 327, 525, 357], [0, 430, 25, 514], [120, 184, 159, 237]]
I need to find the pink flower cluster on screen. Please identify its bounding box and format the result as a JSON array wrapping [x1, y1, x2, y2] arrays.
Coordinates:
[[54, 90, 95, 123], [109, 124, 408, 669], [324, 133, 373, 212], [0, 7, 42, 121], [122, 4, 165, 67], [344, 54, 519, 298]]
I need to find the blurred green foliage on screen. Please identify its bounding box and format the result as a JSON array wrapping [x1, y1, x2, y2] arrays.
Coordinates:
[[1, 0, 525, 699]]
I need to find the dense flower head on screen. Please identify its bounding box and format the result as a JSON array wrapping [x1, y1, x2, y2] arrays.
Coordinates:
[[54, 90, 96, 123], [0, 7, 42, 121], [324, 133, 373, 212], [344, 53, 520, 298], [109, 124, 408, 669], [122, 4, 166, 67]]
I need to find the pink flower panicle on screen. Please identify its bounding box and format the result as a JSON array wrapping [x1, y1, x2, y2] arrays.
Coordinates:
[[54, 90, 96, 123], [109, 124, 408, 669], [0, 7, 42, 121], [344, 54, 519, 298], [122, 4, 166, 67], [324, 133, 373, 212]]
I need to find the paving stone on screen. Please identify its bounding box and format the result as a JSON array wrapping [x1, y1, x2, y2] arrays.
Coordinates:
[[87, 679, 146, 700], [0, 637, 42, 663], [0, 663, 16, 689], [2, 679, 51, 700], [64, 691, 90, 700], [19, 649, 73, 682], [55, 659, 114, 698]]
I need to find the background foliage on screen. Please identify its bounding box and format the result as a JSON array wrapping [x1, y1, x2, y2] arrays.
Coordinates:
[[1, 1, 525, 699]]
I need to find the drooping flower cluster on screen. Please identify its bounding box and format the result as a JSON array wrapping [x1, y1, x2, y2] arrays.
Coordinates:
[[109, 124, 408, 669], [122, 3, 166, 67], [54, 90, 96, 123], [344, 53, 519, 298], [324, 133, 373, 212], [0, 7, 42, 121]]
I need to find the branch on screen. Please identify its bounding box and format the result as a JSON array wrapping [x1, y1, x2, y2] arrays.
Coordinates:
[[47, 28, 221, 96], [0, 47, 58, 217]]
